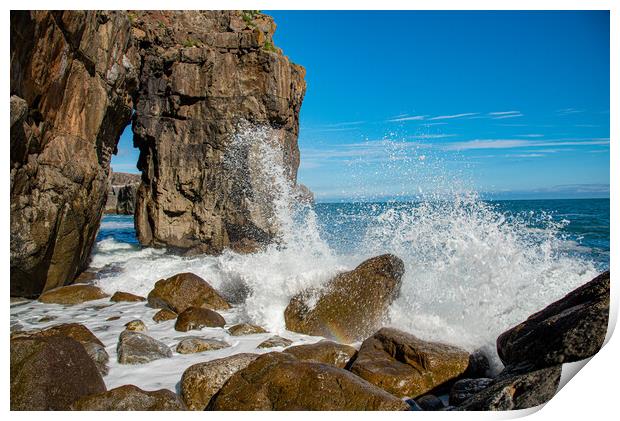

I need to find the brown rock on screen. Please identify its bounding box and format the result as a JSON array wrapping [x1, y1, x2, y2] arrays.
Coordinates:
[[176, 337, 230, 354], [106, 316, 121, 321], [284, 254, 405, 343], [283, 340, 357, 368], [257, 335, 293, 349], [349, 327, 470, 399], [175, 307, 226, 332], [11, 336, 106, 410], [111, 291, 146, 302], [38, 284, 109, 305], [125, 319, 147, 332], [117, 331, 172, 364], [74, 271, 98, 283], [227, 323, 267, 336], [207, 352, 409, 410], [147, 272, 230, 314], [71, 384, 186, 410], [497, 271, 610, 371], [180, 353, 259, 410], [153, 308, 177, 322]]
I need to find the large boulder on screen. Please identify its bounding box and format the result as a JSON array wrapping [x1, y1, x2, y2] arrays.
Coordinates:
[[153, 308, 177, 322], [111, 291, 146, 302], [207, 352, 409, 410], [456, 366, 562, 410], [11, 336, 106, 410], [71, 385, 186, 410], [284, 340, 357, 368], [117, 331, 172, 364], [147, 272, 230, 314], [38, 284, 109, 305], [349, 327, 470, 399], [180, 353, 260, 410], [257, 335, 293, 349], [11, 323, 109, 376], [497, 271, 609, 371], [174, 307, 226, 332], [284, 254, 405, 343]]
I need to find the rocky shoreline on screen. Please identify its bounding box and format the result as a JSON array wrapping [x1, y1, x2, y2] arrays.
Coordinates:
[[10, 255, 610, 411]]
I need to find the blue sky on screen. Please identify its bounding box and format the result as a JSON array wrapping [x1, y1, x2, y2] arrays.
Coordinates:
[[112, 10, 610, 201]]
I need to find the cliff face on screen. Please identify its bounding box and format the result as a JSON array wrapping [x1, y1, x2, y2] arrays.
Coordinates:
[[10, 11, 306, 296], [131, 11, 306, 253], [10, 11, 139, 297], [105, 172, 140, 215]]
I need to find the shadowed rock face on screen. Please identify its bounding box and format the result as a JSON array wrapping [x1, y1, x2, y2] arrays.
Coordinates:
[[10, 11, 306, 297]]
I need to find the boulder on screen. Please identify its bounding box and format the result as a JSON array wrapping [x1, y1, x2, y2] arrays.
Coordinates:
[[284, 340, 357, 368], [284, 254, 404, 342], [180, 353, 260, 410], [125, 319, 147, 332], [456, 366, 562, 410], [176, 337, 230, 354], [11, 336, 106, 410], [38, 284, 109, 305], [117, 331, 172, 364], [207, 352, 409, 410], [415, 394, 445, 411], [111, 291, 146, 302], [349, 327, 470, 399], [227, 323, 267, 336], [11, 323, 109, 376], [147, 272, 231, 314], [449, 378, 494, 406], [71, 384, 186, 410], [497, 271, 609, 370], [257, 335, 293, 349], [153, 308, 177, 322], [175, 307, 226, 332]]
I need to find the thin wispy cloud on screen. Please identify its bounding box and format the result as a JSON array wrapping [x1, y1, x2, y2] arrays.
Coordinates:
[[491, 112, 524, 119], [556, 108, 584, 115], [428, 112, 479, 121], [488, 111, 521, 116], [519, 134, 544, 138], [388, 115, 426, 122], [444, 138, 609, 151]]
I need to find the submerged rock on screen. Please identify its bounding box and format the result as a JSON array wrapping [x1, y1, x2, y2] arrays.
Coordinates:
[[207, 352, 409, 410], [175, 307, 226, 332], [176, 337, 230, 354], [11, 323, 109, 376], [227, 323, 267, 336], [11, 336, 106, 410], [71, 384, 186, 410], [416, 394, 445, 411], [153, 308, 177, 322], [125, 319, 147, 332], [147, 272, 231, 314], [117, 331, 172, 364], [284, 254, 404, 343], [257, 335, 293, 349], [284, 340, 357, 368], [497, 271, 610, 371], [349, 327, 470, 399], [180, 353, 260, 410], [38, 284, 109, 305], [111, 291, 146, 302]]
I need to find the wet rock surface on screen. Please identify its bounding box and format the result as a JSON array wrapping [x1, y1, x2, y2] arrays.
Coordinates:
[[349, 327, 470, 399], [227, 323, 267, 336], [174, 307, 226, 332], [117, 330, 172, 364], [38, 284, 109, 305], [153, 308, 177, 322], [284, 254, 405, 343], [71, 384, 186, 410], [283, 340, 357, 368], [180, 353, 259, 410], [147, 272, 231, 313], [257, 335, 293, 349], [176, 337, 230, 354], [111, 291, 146, 302], [449, 378, 494, 406], [11, 336, 106, 410]]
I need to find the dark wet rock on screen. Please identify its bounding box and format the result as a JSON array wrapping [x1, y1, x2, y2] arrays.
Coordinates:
[[349, 327, 470, 399], [153, 308, 177, 322], [106, 316, 121, 321], [175, 307, 226, 332], [456, 366, 562, 410], [207, 352, 409, 410], [463, 349, 491, 378], [416, 394, 445, 411], [283, 340, 357, 368], [71, 384, 186, 410], [405, 398, 423, 411], [147, 272, 230, 314], [37, 315, 57, 323], [449, 378, 494, 406], [11, 323, 109, 376], [124, 319, 147, 332], [181, 353, 259, 410], [111, 291, 146, 302], [284, 254, 404, 343], [227, 323, 267, 336], [257, 335, 293, 349], [497, 271, 610, 371], [176, 337, 230, 354], [11, 336, 106, 410], [117, 330, 172, 364], [38, 284, 109, 305]]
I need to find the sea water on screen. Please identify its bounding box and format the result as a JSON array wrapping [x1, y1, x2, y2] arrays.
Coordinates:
[[10, 125, 609, 391]]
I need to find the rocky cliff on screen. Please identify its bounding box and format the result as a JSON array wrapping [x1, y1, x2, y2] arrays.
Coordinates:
[[105, 172, 140, 214], [10, 10, 306, 297]]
